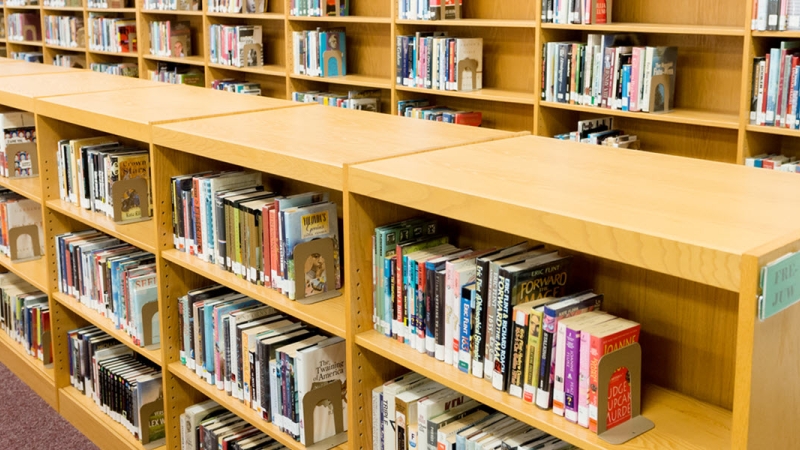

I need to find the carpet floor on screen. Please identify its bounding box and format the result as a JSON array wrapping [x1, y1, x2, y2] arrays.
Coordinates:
[[0, 360, 99, 449]]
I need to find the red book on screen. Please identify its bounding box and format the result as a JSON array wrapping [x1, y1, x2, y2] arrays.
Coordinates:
[[787, 56, 799, 128], [454, 112, 482, 127], [587, 318, 641, 433], [595, 0, 608, 24]]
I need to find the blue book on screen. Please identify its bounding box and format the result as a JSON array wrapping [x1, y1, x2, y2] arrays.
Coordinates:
[[458, 283, 476, 373], [281, 201, 340, 300], [621, 64, 631, 111]]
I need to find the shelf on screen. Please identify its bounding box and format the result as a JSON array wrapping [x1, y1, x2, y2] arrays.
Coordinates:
[[162, 249, 347, 338], [347, 134, 800, 291], [0, 253, 48, 292], [59, 386, 166, 450], [208, 62, 285, 77], [46, 199, 157, 253], [751, 30, 800, 38], [151, 105, 513, 190], [356, 330, 731, 450], [541, 22, 745, 36], [288, 15, 390, 24], [397, 18, 537, 28], [540, 101, 740, 129], [0, 175, 42, 202], [745, 123, 800, 137], [290, 73, 392, 89], [396, 85, 537, 105], [0, 330, 56, 409], [4, 4, 42, 9], [140, 8, 202, 15], [0, 38, 6, 43], [0, 60, 74, 77], [206, 11, 284, 19], [143, 54, 205, 67], [42, 5, 84, 11], [169, 362, 345, 450], [44, 43, 86, 51], [52, 291, 162, 365], [6, 40, 44, 47], [87, 7, 136, 12], [87, 48, 139, 57]]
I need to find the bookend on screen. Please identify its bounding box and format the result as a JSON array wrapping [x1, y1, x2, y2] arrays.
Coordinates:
[[302, 379, 347, 450], [139, 394, 166, 448], [648, 74, 673, 114], [6, 142, 38, 178], [8, 223, 42, 262], [111, 177, 151, 224], [596, 342, 654, 444], [293, 238, 342, 305], [141, 301, 160, 349]]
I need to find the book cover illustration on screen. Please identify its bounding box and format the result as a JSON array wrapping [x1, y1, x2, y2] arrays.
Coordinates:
[[648, 46, 677, 114], [320, 29, 346, 77], [8, 142, 37, 178], [237, 26, 263, 68], [455, 38, 482, 92], [296, 336, 347, 445], [283, 201, 341, 301], [112, 152, 151, 223], [135, 373, 166, 445], [169, 21, 192, 58]]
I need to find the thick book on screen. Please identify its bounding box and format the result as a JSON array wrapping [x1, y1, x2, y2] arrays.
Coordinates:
[[295, 336, 347, 444]]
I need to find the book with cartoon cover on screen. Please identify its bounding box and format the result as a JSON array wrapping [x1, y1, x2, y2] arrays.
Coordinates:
[[282, 201, 340, 300]]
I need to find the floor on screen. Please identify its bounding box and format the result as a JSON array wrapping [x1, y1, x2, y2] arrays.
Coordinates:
[[0, 360, 98, 449]]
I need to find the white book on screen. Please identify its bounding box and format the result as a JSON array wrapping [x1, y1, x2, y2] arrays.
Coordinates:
[[383, 372, 426, 450], [296, 337, 347, 445], [373, 386, 384, 450], [417, 389, 471, 450]]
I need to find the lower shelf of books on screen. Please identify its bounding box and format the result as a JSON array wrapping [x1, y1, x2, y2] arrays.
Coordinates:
[[355, 330, 732, 450], [52, 291, 162, 365], [0, 330, 55, 408], [59, 386, 166, 450], [0, 253, 48, 292], [0, 175, 42, 203]]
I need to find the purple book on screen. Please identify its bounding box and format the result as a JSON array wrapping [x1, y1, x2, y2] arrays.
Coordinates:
[[563, 327, 582, 422]]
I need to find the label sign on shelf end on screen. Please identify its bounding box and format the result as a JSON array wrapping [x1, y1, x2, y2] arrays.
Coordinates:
[[759, 251, 800, 321]]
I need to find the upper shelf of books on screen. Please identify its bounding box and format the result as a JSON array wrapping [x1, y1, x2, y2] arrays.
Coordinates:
[[152, 105, 515, 190], [34, 85, 298, 141], [347, 135, 800, 292]]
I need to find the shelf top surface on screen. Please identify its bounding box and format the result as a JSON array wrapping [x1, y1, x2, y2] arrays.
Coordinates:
[[0, 61, 76, 77], [35, 84, 300, 140], [349, 135, 800, 290], [152, 106, 514, 190], [0, 57, 23, 64]]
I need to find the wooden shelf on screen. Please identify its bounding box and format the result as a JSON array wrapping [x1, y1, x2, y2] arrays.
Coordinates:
[[87, 48, 139, 57], [4, 4, 42, 9], [151, 106, 513, 190], [540, 101, 740, 129], [0, 253, 48, 292], [42, 5, 84, 11], [206, 11, 284, 19], [162, 249, 347, 338], [52, 291, 162, 365], [0, 330, 56, 409], [7, 40, 44, 47], [169, 362, 343, 450], [0, 175, 42, 202], [0, 61, 74, 77], [745, 123, 800, 137], [208, 62, 285, 77], [751, 30, 800, 38], [541, 22, 744, 36], [143, 54, 205, 67], [44, 43, 86, 51], [290, 73, 392, 89], [46, 199, 157, 253], [397, 18, 537, 28], [288, 15, 391, 24], [87, 7, 136, 12], [59, 386, 166, 450], [396, 85, 537, 105], [356, 330, 731, 450], [140, 8, 202, 15]]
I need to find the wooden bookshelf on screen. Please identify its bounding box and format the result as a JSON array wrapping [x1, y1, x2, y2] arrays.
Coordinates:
[[0, 252, 48, 292], [0, 175, 42, 202], [0, 329, 56, 408]]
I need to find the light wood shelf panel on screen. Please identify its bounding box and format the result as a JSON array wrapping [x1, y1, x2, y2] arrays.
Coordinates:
[[140, 8, 203, 15], [0, 175, 42, 202], [86, 49, 139, 58], [34, 85, 297, 141], [0, 61, 76, 77], [348, 135, 800, 291], [289, 73, 392, 89], [540, 101, 740, 129], [396, 85, 537, 105], [396, 18, 537, 28], [288, 15, 391, 24], [59, 386, 166, 450], [43, 43, 86, 52], [356, 330, 732, 450], [6, 40, 44, 46], [162, 249, 347, 338], [745, 124, 800, 138], [206, 11, 284, 19], [541, 22, 744, 35], [152, 105, 514, 190], [4, 4, 41, 9], [142, 54, 206, 66], [87, 7, 136, 12], [52, 291, 162, 365], [0, 253, 48, 292], [45, 199, 157, 253], [207, 62, 285, 77], [0, 330, 56, 408], [42, 5, 84, 11], [750, 30, 800, 38]]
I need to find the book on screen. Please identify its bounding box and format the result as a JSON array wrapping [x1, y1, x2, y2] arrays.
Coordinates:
[[295, 336, 347, 444]]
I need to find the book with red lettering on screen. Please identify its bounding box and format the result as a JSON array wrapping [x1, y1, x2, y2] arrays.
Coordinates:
[[583, 318, 640, 432]]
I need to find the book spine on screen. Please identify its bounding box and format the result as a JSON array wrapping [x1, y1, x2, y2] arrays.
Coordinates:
[[769, 0, 780, 30], [563, 327, 581, 423], [425, 265, 436, 356], [490, 272, 511, 391], [506, 308, 528, 398], [458, 288, 472, 373], [630, 47, 642, 112], [552, 321, 569, 416], [470, 259, 490, 377], [434, 270, 446, 361], [534, 313, 555, 409], [483, 263, 499, 379]]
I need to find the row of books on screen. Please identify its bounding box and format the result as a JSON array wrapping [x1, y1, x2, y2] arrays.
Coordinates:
[[177, 287, 347, 444], [55, 135, 152, 223], [749, 42, 800, 128], [290, 0, 349, 17], [212, 79, 261, 95], [398, 99, 482, 127], [373, 372, 577, 450], [0, 273, 51, 365], [53, 53, 86, 68], [170, 171, 341, 300], [5, 0, 35, 6], [88, 17, 137, 54], [543, 35, 677, 113], [209, 24, 264, 68], [150, 20, 193, 58], [181, 400, 290, 450], [149, 63, 204, 86], [541, 0, 610, 24], [55, 229, 159, 348], [7, 13, 41, 42], [398, 0, 462, 20], [88, 0, 130, 8], [208, 0, 266, 14], [44, 0, 80, 5], [396, 34, 483, 92], [67, 326, 165, 445], [292, 28, 346, 78], [44, 15, 84, 49], [11, 51, 43, 63], [745, 153, 800, 171], [292, 89, 381, 112], [752, 0, 800, 31], [553, 117, 640, 148], [0, 191, 43, 262], [144, 0, 199, 11], [0, 108, 36, 178], [91, 61, 139, 77]]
